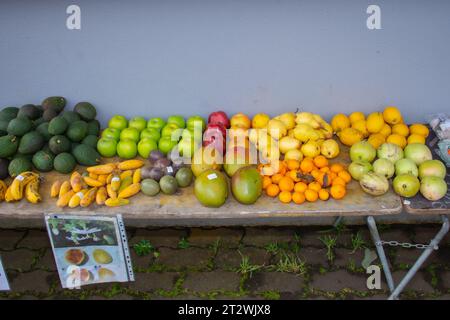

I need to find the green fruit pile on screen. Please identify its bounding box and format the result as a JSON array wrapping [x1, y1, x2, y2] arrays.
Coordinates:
[[99, 114, 205, 159], [0, 97, 101, 177]]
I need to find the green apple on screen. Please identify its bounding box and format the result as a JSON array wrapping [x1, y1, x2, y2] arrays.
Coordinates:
[[138, 138, 158, 158], [186, 116, 206, 132], [158, 136, 178, 155], [97, 138, 117, 157], [140, 128, 160, 141], [161, 123, 181, 138], [108, 115, 128, 131], [147, 117, 166, 131], [120, 127, 140, 142], [182, 128, 202, 143], [117, 139, 137, 159], [181, 128, 193, 140], [101, 128, 121, 141], [178, 138, 198, 158], [167, 115, 186, 129], [129, 116, 147, 132]]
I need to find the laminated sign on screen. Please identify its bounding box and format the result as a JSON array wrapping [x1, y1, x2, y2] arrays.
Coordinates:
[[44, 214, 134, 289], [0, 256, 10, 291]]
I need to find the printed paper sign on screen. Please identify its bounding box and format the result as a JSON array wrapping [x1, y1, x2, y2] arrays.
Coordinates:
[[45, 214, 134, 289], [0, 257, 10, 291]]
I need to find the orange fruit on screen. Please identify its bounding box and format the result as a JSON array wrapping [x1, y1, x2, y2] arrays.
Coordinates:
[[332, 176, 347, 187], [317, 172, 331, 188], [261, 165, 276, 176], [311, 169, 321, 180], [271, 173, 284, 184], [262, 176, 272, 189], [305, 189, 319, 202], [288, 170, 300, 182], [279, 176, 295, 192], [286, 159, 300, 170], [308, 181, 322, 192], [318, 189, 330, 201], [279, 160, 288, 173], [300, 158, 314, 173], [313, 155, 328, 168], [330, 163, 345, 173], [328, 171, 338, 181], [292, 192, 306, 204], [266, 184, 280, 197], [338, 170, 352, 183], [330, 184, 346, 199], [279, 191, 292, 203], [320, 166, 330, 173], [294, 182, 308, 193]]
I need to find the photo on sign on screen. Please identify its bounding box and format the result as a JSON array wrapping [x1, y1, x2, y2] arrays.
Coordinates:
[[45, 215, 133, 289], [0, 257, 10, 291]]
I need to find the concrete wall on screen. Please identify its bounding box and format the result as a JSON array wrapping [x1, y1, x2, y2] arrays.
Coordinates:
[[0, 0, 449, 125]]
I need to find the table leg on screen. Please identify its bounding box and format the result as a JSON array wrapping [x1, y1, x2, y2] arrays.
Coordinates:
[[366, 216, 395, 293], [388, 215, 449, 300]]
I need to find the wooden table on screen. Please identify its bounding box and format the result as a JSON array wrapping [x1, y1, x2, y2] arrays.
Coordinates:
[[0, 143, 403, 227]]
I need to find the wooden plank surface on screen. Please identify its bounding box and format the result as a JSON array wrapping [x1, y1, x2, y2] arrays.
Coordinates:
[[403, 132, 450, 215], [0, 142, 403, 224]]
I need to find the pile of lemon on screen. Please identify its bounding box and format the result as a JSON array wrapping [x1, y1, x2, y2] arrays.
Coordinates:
[[332, 107, 429, 149]]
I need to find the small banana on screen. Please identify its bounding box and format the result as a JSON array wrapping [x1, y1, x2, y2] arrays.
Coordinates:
[[10, 172, 39, 201], [0, 180, 7, 202], [25, 179, 41, 204], [5, 186, 15, 202]]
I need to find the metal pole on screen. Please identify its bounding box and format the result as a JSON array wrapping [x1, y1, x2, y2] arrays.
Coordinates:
[[388, 215, 449, 300], [367, 216, 395, 293]]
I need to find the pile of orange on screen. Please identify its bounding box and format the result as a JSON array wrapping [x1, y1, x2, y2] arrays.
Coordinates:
[[258, 155, 351, 204]]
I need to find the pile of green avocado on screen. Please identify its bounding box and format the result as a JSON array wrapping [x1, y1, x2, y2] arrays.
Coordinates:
[[0, 96, 101, 178]]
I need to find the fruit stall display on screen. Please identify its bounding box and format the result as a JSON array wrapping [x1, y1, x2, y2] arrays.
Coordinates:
[[0, 99, 447, 209]]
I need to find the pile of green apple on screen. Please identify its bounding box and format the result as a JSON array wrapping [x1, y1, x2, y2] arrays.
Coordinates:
[[97, 114, 206, 159], [348, 141, 448, 201]]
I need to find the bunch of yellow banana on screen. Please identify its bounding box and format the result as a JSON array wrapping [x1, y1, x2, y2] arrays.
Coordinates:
[[52, 160, 144, 208], [4, 171, 41, 203], [25, 178, 42, 203]]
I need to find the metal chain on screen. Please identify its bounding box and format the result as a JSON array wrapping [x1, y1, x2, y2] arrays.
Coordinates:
[[376, 240, 438, 250]]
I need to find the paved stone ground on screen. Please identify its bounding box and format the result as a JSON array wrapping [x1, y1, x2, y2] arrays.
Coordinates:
[[0, 224, 449, 300]]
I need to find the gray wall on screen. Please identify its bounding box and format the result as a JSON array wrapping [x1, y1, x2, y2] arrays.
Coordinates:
[[1, 0, 449, 125]]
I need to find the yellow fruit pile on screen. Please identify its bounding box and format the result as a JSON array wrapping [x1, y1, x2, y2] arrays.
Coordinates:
[[333, 107, 429, 149], [258, 156, 351, 204], [52, 160, 144, 208], [250, 111, 339, 164], [1, 172, 41, 204]]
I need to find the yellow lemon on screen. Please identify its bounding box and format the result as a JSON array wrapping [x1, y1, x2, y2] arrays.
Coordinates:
[[337, 128, 363, 146], [349, 112, 365, 124], [284, 149, 304, 161], [379, 123, 392, 137], [331, 113, 351, 133], [251, 113, 270, 129], [368, 133, 386, 149], [392, 123, 409, 137], [409, 123, 429, 138], [351, 120, 369, 138], [386, 134, 407, 149], [366, 112, 385, 133], [407, 134, 426, 144], [382, 106, 403, 125]]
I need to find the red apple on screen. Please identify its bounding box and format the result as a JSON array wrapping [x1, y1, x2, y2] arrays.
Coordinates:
[[208, 111, 230, 128], [203, 123, 226, 155]]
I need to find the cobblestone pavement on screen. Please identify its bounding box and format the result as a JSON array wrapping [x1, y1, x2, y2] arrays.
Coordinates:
[[0, 224, 449, 300]]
